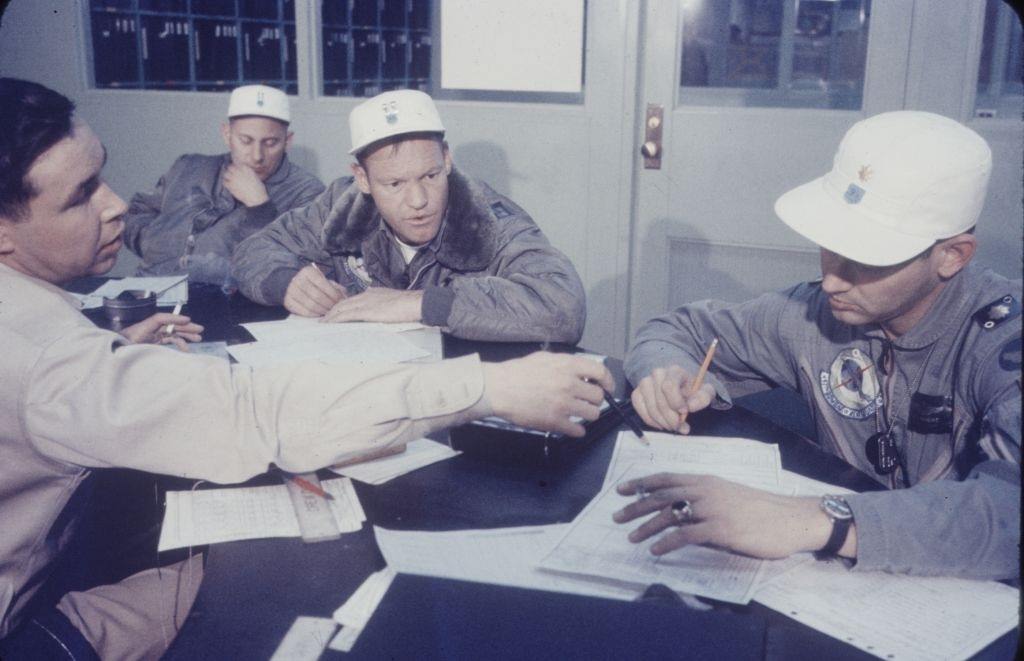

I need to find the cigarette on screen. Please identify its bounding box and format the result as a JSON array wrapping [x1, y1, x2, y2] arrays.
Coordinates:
[[164, 303, 183, 336]]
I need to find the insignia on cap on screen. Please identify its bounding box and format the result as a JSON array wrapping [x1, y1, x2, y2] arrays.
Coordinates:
[[858, 165, 872, 182], [256, 90, 265, 107], [843, 183, 865, 204], [382, 100, 399, 124]]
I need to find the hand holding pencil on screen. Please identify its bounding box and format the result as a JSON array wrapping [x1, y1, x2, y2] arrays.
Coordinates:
[[629, 337, 718, 435]]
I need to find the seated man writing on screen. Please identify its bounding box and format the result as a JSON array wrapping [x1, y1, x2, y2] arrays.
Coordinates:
[[615, 111, 1020, 580], [0, 78, 612, 660], [123, 84, 324, 286], [232, 90, 586, 343]]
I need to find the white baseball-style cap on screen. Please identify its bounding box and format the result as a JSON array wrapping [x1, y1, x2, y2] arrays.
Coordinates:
[[227, 84, 290, 123], [774, 111, 992, 266], [348, 89, 445, 155]]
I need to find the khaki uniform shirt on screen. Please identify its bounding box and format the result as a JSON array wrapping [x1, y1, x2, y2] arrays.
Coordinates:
[[0, 262, 489, 637]]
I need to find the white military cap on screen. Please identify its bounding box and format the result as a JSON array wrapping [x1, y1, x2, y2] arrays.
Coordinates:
[[227, 84, 290, 123], [348, 89, 445, 155]]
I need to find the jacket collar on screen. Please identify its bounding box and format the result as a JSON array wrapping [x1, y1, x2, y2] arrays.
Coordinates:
[[861, 266, 973, 350], [321, 166, 498, 270]]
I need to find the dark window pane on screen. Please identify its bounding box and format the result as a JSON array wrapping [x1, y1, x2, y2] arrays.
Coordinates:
[[195, 20, 239, 82], [91, 0, 133, 10], [141, 16, 191, 84], [239, 0, 278, 20], [409, 0, 430, 29], [410, 32, 430, 79], [352, 0, 379, 27], [284, 23, 297, 82], [195, 0, 237, 17], [91, 12, 139, 86], [322, 29, 350, 81], [140, 0, 188, 12], [322, 0, 349, 26], [382, 0, 407, 28], [242, 22, 283, 80], [383, 30, 407, 78], [353, 29, 381, 79]]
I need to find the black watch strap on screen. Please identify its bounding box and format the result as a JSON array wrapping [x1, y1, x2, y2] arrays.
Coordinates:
[[821, 516, 852, 556]]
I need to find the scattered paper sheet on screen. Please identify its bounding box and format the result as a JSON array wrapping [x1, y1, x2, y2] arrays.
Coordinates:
[[330, 439, 459, 485], [158, 478, 365, 551], [269, 616, 337, 661], [328, 625, 362, 653], [754, 558, 1021, 661], [333, 566, 397, 629], [73, 276, 188, 309], [375, 524, 638, 601], [226, 331, 430, 368], [241, 317, 423, 343], [603, 431, 783, 492], [541, 462, 766, 604], [778, 469, 855, 497], [177, 341, 230, 360]]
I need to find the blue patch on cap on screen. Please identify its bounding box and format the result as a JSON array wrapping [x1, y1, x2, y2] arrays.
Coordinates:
[[844, 183, 865, 204]]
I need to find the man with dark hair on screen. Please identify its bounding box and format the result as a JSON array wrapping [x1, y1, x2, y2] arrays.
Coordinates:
[[122, 84, 324, 287], [615, 111, 1020, 580], [0, 77, 612, 659], [233, 89, 586, 343]]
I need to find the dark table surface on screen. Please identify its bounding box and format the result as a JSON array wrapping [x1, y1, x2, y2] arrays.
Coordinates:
[[66, 280, 1017, 660]]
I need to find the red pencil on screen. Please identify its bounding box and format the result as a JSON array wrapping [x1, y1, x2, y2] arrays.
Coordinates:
[[290, 475, 335, 501]]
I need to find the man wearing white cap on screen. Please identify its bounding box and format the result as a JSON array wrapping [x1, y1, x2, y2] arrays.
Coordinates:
[[232, 90, 586, 343], [122, 84, 324, 286], [615, 111, 1020, 579]]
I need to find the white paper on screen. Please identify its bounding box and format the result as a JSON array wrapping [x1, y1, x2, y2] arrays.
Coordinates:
[[754, 558, 1020, 661], [603, 431, 783, 492], [241, 317, 423, 343], [333, 566, 397, 630], [226, 331, 430, 368], [330, 439, 459, 485], [328, 625, 362, 653], [375, 524, 639, 601], [440, 0, 584, 93], [541, 462, 765, 604], [75, 275, 188, 309], [778, 469, 855, 497], [157, 478, 365, 551], [269, 616, 337, 661]]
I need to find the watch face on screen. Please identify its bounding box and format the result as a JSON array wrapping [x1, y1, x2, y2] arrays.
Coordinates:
[[822, 495, 853, 520]]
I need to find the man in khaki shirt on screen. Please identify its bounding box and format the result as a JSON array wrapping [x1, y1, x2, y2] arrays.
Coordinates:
[[0, 78, 611, 660]]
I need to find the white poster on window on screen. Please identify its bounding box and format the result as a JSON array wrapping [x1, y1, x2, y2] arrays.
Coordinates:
[[440, 0, 584, 93]]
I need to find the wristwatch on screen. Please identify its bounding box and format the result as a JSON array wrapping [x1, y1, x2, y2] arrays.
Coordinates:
[[819, 495, 854, 556]]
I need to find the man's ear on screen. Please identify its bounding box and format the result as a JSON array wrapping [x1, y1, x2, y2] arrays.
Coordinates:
[[351, 162, 371, 195], [0, 218, 18, 256], [220, 122, 231, 148], [442, 142, 452, 176], [935, 233, 977, 279]]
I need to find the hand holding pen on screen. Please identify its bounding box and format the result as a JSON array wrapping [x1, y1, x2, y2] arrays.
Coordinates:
[[629, 338, 718, 435]]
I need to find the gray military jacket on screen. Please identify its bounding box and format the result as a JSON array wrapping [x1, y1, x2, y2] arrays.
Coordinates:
[[123, 153, 324, 285], [232, 167, 586, 343], [625, 264, 1021, 579]]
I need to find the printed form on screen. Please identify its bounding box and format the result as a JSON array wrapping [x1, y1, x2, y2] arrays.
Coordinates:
[[158, 477, 364, 551]]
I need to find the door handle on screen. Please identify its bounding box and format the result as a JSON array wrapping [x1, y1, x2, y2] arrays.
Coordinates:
[[642, 104, 664, 169]]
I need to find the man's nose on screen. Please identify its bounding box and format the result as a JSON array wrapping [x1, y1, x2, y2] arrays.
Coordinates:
[[251, 143, 265, 164], [99, 183, 127, 222], [405, 180, 428, 209], [819, 250, 852, 293]]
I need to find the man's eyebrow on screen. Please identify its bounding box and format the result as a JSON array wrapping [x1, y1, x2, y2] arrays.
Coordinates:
[[60, 147, 107, 211]]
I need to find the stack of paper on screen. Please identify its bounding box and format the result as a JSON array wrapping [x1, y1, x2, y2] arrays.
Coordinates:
[[331, 439, 460, 485], [241, 317, 423, 343], [375, 525, 638, 601], [73, 275, 188, 309], [157, 477, 365, 551], [329, 567, 397, 653]]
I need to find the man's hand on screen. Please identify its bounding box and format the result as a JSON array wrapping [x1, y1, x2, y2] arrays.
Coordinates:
[[482, 352, 614, 438], [631, 365, 715, 434], [120, 312, 204, 351], [284, 265, 347, 317], [322, 288, 424, 324], [613, 473, 853, 559], [221, 163, 270, 207]]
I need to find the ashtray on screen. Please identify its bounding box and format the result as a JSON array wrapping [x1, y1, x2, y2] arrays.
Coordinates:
[[102, 289, 157, 329]]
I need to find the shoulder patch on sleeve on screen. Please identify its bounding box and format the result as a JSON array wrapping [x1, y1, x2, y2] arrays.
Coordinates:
[[974, 294, 1020, 330], [490, 201, 511, 219], [998, 337, 1022, 372]]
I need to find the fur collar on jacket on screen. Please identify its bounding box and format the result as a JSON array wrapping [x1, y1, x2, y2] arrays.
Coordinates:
[[321, 167, 498, 270]]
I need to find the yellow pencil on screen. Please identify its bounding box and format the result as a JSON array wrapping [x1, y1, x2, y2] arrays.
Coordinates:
[[688, 337, 719, 397]]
